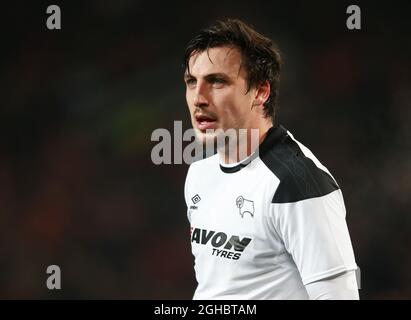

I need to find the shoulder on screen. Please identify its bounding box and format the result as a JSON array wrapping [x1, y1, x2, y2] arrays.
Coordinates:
[[185, 153, 218, 181], [260, 128, 339, 204], [184, 153, 219, 204]]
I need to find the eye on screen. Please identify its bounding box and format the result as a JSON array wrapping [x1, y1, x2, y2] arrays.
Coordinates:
[[210, 78, 227, 87], [185, 78, 196, 87]]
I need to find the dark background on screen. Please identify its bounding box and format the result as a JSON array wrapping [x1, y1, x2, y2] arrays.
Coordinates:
[[0, 1, 410, 299]]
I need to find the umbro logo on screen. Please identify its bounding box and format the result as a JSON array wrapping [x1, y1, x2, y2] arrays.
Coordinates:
[[236, 196, 255, 218], [190, 194, 201, 210], [191, 194, 201, 204]]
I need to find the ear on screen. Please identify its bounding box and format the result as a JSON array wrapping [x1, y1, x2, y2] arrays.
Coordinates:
[[252, 81, 270, 108]]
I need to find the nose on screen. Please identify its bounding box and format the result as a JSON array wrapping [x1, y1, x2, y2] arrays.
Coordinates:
[[193, 82, 209, 108]]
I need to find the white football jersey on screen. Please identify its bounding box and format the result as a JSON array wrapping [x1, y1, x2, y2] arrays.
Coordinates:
[[184, 125, 358, 300]]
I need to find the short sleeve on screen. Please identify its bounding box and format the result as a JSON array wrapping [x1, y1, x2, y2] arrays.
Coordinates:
[[270, 189, 358, 285]]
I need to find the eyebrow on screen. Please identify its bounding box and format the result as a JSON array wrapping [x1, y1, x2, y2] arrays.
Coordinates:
[[184, 72, 231, 81]]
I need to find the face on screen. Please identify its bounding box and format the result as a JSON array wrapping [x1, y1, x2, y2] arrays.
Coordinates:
[[184, 46, 263, 144]]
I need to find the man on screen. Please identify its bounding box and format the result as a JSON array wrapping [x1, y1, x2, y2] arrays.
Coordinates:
[[183, 19, 359, 300]]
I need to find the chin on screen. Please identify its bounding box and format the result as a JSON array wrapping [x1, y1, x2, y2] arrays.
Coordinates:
[[194, 128, 217, 145]]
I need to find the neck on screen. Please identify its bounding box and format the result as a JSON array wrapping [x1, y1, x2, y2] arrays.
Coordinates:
[[218, 122, 273, 165]]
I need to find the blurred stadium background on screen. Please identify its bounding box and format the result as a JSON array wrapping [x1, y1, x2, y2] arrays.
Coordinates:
[[0, 1, 410, 299]]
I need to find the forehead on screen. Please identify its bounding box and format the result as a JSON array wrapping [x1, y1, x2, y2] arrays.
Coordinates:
[[187, 46, 244, 78]]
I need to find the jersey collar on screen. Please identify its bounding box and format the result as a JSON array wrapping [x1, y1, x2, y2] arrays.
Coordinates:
[[219, 125, 288, 174]]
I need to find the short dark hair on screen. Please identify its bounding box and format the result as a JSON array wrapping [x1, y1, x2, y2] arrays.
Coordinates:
[[183, 18, 282, 123]]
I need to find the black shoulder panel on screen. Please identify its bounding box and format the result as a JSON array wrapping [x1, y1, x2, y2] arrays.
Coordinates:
[[260, 127, 339, 203]]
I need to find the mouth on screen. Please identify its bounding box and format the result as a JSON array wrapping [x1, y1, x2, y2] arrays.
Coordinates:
[[194, 113, 217, 131]]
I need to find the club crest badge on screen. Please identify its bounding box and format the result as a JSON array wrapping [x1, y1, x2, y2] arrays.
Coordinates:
[[236, 196, 255, 218]]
